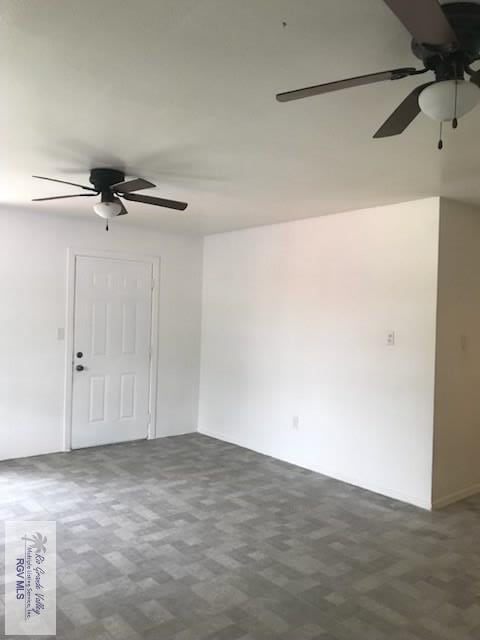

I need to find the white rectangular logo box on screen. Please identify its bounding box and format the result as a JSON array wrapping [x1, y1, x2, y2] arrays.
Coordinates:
[[5, 521, 56, 636]]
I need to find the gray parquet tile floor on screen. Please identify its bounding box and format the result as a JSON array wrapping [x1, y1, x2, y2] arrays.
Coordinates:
[[1, 433, 479, 639]]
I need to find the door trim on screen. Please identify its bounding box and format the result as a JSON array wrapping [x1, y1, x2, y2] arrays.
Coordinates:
[[63, 248, 160, 451]]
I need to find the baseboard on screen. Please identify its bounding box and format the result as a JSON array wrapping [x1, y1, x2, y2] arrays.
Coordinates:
[[197, 427, 432, 510], [1, 430, 197, 462], [432, 484, 480, 509], [0, 447, 64, 463], [156, 428, 197, 438]]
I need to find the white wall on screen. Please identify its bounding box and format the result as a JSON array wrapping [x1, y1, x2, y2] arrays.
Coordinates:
[[199, 199, 440, 509], [433, 200, 480, 508], [0, 209, 203, 461]]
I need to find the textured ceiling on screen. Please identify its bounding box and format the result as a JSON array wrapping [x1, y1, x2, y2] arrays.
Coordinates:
[[1, 0, 480, 234]]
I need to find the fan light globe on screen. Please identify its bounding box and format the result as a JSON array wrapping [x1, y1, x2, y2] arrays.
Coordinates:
[[419, 80, 480, 122], [93, 199, 122, 219]]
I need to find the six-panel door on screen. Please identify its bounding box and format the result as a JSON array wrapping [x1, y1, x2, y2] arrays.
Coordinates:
[[71, 256, 153, 449]]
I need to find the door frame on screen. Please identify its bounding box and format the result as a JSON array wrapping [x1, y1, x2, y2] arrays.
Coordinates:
[[63, 248, 160, 450]]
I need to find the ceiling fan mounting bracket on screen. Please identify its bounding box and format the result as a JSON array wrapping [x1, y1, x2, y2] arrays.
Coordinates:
[[412, 2, 480, 63], [89, 168, 125, 192]]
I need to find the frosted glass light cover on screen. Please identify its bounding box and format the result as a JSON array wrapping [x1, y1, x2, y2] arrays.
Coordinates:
[[93, 200, 123, 219], [419, 80, 480, 122]]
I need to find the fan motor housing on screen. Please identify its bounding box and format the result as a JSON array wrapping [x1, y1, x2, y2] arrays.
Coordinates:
[[89, 168, 125, 192], [412, 2, 480, 63]]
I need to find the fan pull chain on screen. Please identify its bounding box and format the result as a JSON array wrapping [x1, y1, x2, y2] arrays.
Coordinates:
[[438, 121, 444, 150], [453, 79, 458, 129], [106, 221, 109, 232]]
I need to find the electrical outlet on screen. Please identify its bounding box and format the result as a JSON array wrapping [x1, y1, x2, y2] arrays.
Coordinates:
[[386, 331, 395, 346], [292, 416, 300, 430]]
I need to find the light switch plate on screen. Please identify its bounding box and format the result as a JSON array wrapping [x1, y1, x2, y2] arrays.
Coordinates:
[[57, 328, 65, 341]]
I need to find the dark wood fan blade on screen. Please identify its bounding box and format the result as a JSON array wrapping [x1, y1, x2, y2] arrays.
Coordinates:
[[373, 82, 434, 138], [32, 193, 98, 201], [122, 192, 188, 211], [383, 0, 457, 47], [117, 201, 129, 216], [111, 178, 155, 193], [276, 68, 417, 102], [470, 70, 480, 87], [32, 175, 97, 192]]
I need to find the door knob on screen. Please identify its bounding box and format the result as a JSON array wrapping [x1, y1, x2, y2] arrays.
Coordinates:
[[76, 351, 83, 358], [76, 364, 84, 372]]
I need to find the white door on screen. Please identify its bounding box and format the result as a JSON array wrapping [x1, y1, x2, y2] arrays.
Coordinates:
[[71, 256, 153, 449]]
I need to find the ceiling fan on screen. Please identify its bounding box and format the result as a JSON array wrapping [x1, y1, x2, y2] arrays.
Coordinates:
[[276, 1, 480, 148], [33, 168, 188, 229]]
